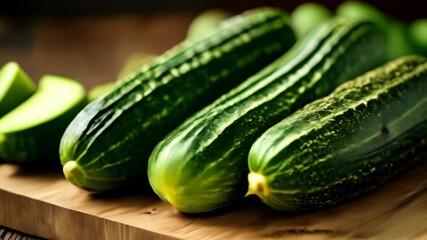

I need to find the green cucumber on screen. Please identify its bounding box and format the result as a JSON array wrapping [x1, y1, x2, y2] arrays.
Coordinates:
[[60, 8, 296, 191], [0, 75, 86, 163], [0, 62, 36, 118], [148, 17, 386, 213], [247, 55, 427, 211]]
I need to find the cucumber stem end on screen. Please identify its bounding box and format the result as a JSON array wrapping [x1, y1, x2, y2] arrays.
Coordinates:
[[246, 172, 269, 198], [63, 161, 86, 189]]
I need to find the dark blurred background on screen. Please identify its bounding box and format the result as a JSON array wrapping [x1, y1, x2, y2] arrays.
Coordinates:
[[1, 0, 426, 88], [2, 0, 425, 19]]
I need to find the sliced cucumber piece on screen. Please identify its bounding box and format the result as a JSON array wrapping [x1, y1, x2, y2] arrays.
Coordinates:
[[0, 75, 86, 163], [0, 62, 36, 118]]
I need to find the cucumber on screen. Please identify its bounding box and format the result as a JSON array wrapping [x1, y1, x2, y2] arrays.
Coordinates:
[[60, 8, 296, 191], [0, 62, 36, 118], [0, 75, 86, 163], [247, 55, 427, 211], [148, 17, 386, 213], [291, 2, 333, 38]]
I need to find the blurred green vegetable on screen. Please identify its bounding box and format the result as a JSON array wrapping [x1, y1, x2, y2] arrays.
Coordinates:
[[409, 19, 427, 55], [336, 1, 389, 32], [117, 52, 156, 81], [386, 19, 415, 60], [336, 0, 418, 60], [291, 2, 333, 38], [87, 81, 117, 102], [187, 9, 231, 40]]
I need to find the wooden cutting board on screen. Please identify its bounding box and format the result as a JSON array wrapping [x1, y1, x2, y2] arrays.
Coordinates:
[[1, 158, 427, 240]]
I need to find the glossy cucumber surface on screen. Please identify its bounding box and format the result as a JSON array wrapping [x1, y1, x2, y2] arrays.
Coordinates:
[[148, 17, 386, 213], [60, 8, 296, 191], [248, 55, 427, 211]]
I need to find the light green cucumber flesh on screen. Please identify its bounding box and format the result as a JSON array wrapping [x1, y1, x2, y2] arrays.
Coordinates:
[[247, 55, 427, 211], [148, 18, 386, 213], [59, 8, 296, 192], [0, 75, 86, 162], [0, 75, 85, 132], [0, 62, 36, 118]]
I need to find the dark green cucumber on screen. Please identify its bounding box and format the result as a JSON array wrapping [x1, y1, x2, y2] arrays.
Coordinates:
[[148, 17, 386, 213], [247, 55, 427, 211], [59, 7, 296, 191]]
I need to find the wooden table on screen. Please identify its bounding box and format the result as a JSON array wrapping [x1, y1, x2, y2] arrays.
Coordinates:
[[1, 158, 427, 240]]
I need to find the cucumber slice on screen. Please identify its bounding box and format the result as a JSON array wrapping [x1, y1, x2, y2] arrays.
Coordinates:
[[0, 62, 36, 118], [0, 75, 86, 163]]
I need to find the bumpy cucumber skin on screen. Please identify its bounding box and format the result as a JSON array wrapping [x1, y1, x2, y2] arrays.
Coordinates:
[[248, 55, 427, 211], [148, 18, 386, 213], [59, 8, 296, 191]]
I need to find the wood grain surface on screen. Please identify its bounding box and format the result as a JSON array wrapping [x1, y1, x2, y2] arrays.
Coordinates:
[[1, 157, 427, 240]]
